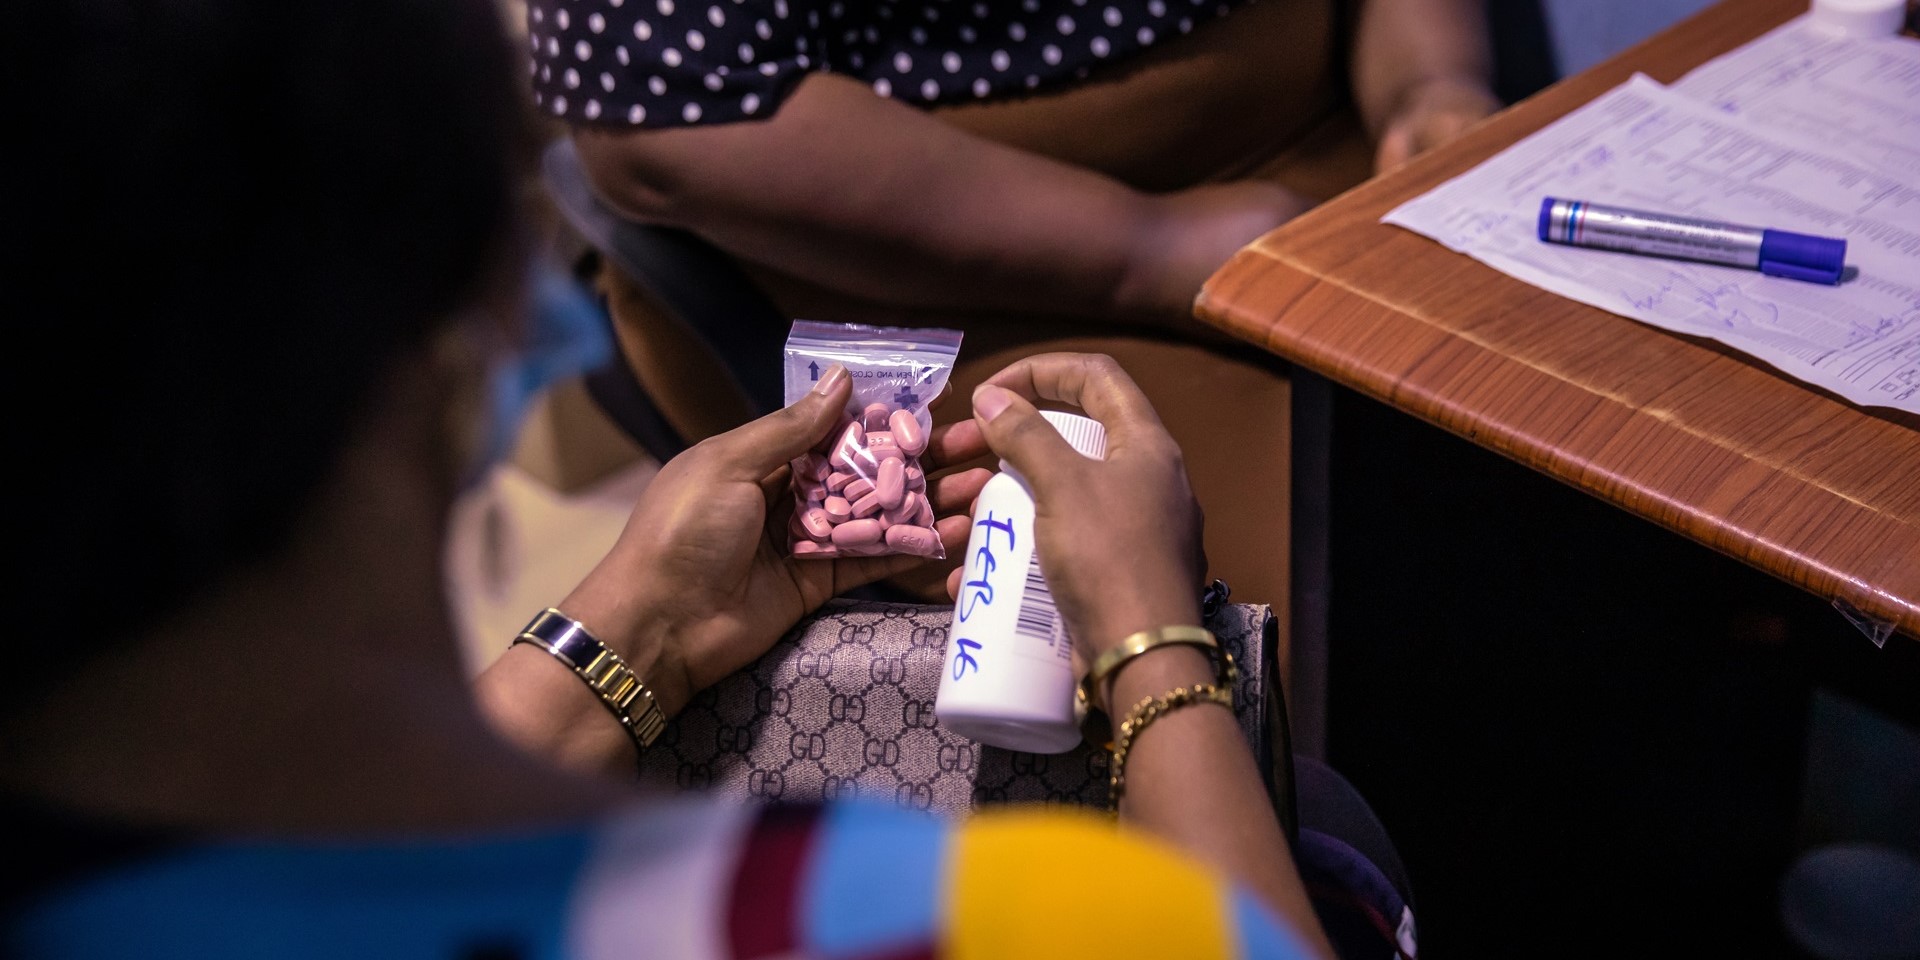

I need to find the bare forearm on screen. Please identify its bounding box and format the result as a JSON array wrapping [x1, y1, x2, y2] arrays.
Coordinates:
[[1352, 0, 1493, 133], [574, 74, 1288, 325], [1110, 646, 1333, 957]]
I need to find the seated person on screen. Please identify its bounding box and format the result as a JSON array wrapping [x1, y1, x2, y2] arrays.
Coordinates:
[[7, 0, 1339, 956], [530, 0, 1497, 609]]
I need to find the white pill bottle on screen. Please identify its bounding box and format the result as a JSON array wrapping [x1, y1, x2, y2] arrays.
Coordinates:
[[935, 411, 1107, 753]]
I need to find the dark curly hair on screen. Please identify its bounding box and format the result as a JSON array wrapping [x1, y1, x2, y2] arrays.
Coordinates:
[[8, 0, 526, 688]]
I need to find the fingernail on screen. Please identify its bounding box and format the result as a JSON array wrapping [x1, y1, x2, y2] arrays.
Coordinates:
[[973, 384, 1013, 422], [812, 364, 848, 396]]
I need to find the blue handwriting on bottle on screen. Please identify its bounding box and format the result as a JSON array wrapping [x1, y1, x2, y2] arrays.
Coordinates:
[[950, 512, 1017, 681]]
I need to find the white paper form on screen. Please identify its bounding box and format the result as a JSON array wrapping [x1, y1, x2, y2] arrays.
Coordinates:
[[1384, 75, 1920, 413], [1671, 16, 1920, 181]]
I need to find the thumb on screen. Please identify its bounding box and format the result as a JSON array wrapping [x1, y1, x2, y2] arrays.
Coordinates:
[[972, 384, 1080, 497], [711, 363, 851, 478], [1375, 123, 1413, 173]]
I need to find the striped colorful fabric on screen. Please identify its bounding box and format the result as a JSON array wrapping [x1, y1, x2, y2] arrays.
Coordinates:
[[9, 800, 1312, 960]]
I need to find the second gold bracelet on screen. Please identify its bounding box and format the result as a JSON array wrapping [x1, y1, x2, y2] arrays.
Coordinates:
[[1107, 682, 1236, 809]]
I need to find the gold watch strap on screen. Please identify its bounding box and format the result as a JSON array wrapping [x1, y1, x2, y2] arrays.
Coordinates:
[[514, 608, 666, 750]]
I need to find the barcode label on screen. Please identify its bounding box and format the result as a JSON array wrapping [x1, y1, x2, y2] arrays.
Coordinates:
[[1013, 555, 1070, 659]]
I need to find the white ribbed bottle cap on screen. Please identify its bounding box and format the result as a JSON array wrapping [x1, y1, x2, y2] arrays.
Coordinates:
[[1040, 410, 1107, 461], [1810, 0, 1904, 36]]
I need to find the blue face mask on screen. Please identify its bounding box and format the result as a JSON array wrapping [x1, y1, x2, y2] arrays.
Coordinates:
[[466, 264, 615, 486]]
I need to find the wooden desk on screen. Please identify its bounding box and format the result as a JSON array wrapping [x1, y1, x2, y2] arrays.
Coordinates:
[[1198, 0, 1920, 641]]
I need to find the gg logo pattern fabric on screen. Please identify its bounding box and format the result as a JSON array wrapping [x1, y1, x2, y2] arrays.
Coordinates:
[[638, 600, 1273, 816]]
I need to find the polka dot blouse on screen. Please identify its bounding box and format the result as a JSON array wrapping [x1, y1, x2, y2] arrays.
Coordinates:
[[527, 0, 1252, 127]]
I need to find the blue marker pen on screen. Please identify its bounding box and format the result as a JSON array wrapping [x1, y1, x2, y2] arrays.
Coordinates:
[[1538, 197, 1847, 284]]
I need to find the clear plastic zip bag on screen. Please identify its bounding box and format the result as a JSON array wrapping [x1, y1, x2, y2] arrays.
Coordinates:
[[782, 321, 963, 559]]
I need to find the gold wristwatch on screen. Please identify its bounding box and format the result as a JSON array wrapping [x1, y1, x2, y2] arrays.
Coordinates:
[[512, 608, 666, 751]]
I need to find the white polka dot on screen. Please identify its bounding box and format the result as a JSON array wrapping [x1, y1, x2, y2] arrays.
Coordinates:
[[649, 76, 669, 95], [564, 67, 581, 88], [686, 29, 705, 50], [974, 1, 989, 15], [942, 51, 962, 72], [1009, 21, 1027, 40], [849, 52, 864, 68], [1090, 36, 1110, 56], [552, 94, 569, 114], [991, 49, 1010, 70], [532, 7, 543, 23], [893, 51, 912, 73], [601, 72, 617, 91], [629, 103, 647, 122], [959, 25, 977, 42], [809, 7, 821, 24], [530, 33, 539, 54], [794, 53, 810, 67], [584, 99, 602, 119], [920, 78, 939, 100], [555, 9, 570, 29], [1178, 17, 1193, 32], [1148, 0, 1166, 15], [972, 77, 990, 96], [661, 47, 682, 66], [759, 61, 779, 75], [1025, 74, 1040, 88], [738, 42, 755, 61], [541, 64, 552, 81], [924, 6, 939, 20], [611, 0, 624, 6], [616, 45, 631, 65], [910, 26, 927, 44], [1136, 25, 1154, 44], [545, 36, 560, 56], [658, 0, 674, 14], [591, 12, 607, 32], [742, 92, 761, 113], [634, 19, 652, 40], [829, 2, 844, 18], [873, 77, 892, 97], [533, 90, 544, 104], [708, 5, 725, 26], [576, 39, 593, 60], [683, 102, 702, 121], [1023, 0, 1040, 11], [1055, 15, 1075, 34], [716, 64, 730, 74], [864, 26, 880, 42], [774, 0, 788, 18], [843, 27, 857, 42], [1105, 6, 1123, 26], [1041, 43, 1061, 65], [703, 73, 723, 90]]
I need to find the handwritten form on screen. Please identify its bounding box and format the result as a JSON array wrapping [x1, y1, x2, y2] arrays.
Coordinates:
[[1384, 30, 1920, 414]]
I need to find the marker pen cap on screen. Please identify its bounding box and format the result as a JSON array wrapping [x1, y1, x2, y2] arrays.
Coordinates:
[[1759, 230, 1847, 285]]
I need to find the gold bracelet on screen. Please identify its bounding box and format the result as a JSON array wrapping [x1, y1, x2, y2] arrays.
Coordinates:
[[1107, 682, 1236, 809], [1079, 625, 1234, 715]]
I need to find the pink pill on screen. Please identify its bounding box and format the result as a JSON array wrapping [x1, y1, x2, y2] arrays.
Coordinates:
[[915, 495, 935, 527], [793, 540, 835, 558], [800, 507, 834, 540], [889, 409, 926, 456], [862, 403, 892, 432], [875, 458, 906, 509], [884, 524, 942, 557], [866, 432, 904, 461], [788, 514, 819, 542], [844, 477, 875, 501], [851, 491, 884, 518], [883, 491, 922, 526], [828, 421, 868, 472], [905, 464, 925, 491], [831, 518, 885, 545], [826, 470, 854, 493], [798, 479, 828, 502], [822, 495, 852, 523]]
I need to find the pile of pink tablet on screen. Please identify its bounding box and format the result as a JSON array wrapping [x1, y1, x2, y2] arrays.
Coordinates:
[[789, 402, 941, 559]]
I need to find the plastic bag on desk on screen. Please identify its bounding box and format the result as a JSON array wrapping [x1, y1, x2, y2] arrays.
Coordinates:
[[782, 321, 962, 560]]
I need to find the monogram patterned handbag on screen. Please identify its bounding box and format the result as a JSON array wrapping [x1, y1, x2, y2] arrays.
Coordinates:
[[638, 599, 1279, 816]]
